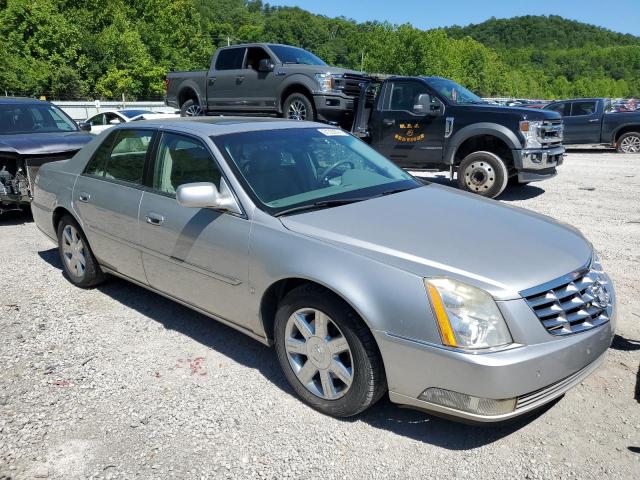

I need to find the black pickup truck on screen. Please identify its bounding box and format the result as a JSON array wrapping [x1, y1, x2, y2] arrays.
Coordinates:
[[165, 43, 368, 128], [545, 98, 640, 153]]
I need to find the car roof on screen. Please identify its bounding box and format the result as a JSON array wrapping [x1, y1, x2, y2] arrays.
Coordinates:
[[121, 116, 334, 136], [0, 97, 51, 105]]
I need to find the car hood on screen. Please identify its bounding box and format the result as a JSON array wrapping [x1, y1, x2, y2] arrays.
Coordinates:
[[0, 131, 93, 155], [280, 185, 592, 300]]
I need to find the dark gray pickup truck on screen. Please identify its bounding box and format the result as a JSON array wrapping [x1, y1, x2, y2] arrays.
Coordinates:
[[164, 43, 369, 127], [545, 98, 640, 153]]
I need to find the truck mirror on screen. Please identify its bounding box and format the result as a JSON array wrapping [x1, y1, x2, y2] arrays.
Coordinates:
[[78, 122, 91, 132], [258, 59, 275, 72], [413, 94, 432, 115]]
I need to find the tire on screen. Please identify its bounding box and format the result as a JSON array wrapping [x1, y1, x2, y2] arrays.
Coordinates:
[[57, 215, 106, 288], [180, 99, 203, 117], [457, 151, 509, 198], [274, 284, 386, 417], [616, 131, 640, 153], [282, 93, 316, 121]]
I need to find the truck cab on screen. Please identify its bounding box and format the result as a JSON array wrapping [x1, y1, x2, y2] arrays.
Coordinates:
[[354, 76, 565, 197]]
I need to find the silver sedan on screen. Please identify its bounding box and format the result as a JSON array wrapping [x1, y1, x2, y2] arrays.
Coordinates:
[[31, 118, 617, 422]]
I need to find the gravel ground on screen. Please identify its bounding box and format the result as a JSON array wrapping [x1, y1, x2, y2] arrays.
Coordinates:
[[1, 150, 639, 480]]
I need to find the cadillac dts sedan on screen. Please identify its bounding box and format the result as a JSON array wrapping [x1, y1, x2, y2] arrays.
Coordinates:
[[32, 118, 616, 422]]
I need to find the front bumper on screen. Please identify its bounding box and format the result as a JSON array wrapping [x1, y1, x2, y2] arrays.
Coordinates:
[[375, 306, 615, 422], [515, 146, 565, 183], [312, 93, 356, 125]]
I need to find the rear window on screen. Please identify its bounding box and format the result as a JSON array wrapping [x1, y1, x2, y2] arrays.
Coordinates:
[[215, 48, 246, 70]]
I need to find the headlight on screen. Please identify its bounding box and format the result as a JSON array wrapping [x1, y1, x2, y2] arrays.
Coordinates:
[[315, 73, 338, 92], [519, 120, 543, 149], [425, 278, 512, 350]]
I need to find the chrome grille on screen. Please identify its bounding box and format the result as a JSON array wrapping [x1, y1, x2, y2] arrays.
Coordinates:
[[540, 119, 564, 146], [521, 259, 611, 336]]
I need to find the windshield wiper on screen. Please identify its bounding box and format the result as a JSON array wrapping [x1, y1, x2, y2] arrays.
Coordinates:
[[274, 198, 368, 217]]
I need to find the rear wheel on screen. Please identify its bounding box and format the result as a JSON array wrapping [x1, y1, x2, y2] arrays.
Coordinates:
[[274, 285, 386, 417], [457, 151, 509, 198], [282, 93, 315, 121], [617, 132, 640, 153], [180, 99, 203, 117], [57, 215, 106, 288]]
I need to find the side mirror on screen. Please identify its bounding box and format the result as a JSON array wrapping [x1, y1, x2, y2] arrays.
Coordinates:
[[176, 179, 242, 215], [258, 58, 275, 72], [109, 118, 121, 125], [78, 122, 91, 132], [413, 94, 442, 116]]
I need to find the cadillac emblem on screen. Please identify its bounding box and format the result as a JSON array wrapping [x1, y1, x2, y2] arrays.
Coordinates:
[[588, 280, 610, 308]]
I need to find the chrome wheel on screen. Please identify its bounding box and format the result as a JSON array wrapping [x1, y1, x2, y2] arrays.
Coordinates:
[[620, 134, 640, 153], [284, 308, 353, 400], [184, 103, 203, 116], [61, 225, 86, 277], [287, 100, 308, 121], [463, 161, 496, 192]]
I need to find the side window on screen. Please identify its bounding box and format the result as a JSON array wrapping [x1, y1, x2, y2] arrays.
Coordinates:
[[215, 48, 246, 70], [103, 129, 153, 184], [104, 112, 121, 125], [84, 131, 117, 176], [152, 133, 221, 195], [571, 101, 597, 116], [547, 103, 570, 116], [385, 82, 428, 112], [89, 114, 105, 126], [244, 47, 271, 70]]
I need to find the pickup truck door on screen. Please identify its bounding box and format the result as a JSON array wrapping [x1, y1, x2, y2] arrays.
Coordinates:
[[563, 100, 602, 144], [207, 47, 247, 112], [369, 79, 445, 168], [237, 46, 281, 112]]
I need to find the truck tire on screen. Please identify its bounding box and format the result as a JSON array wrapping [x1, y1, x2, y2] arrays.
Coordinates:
[[283, 93, 316, 121], [180, 99, 203, 117], [616, 132, 640, 153], [457, 151, 509, 198]]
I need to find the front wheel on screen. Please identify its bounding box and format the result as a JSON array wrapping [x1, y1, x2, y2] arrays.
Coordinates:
[[282, 93, 315, 121], [274, 285, 386, 417], [180, 99, 203, 117], [617, 132, 640, 153], [457, 151, 509, 198]]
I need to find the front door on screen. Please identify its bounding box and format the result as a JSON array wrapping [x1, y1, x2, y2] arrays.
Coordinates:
[[564, 100, 602, 144], [207, 47, 247, 112], [73, 128, 154, 283], [138, 131, 252, 327], [239, 46, 281, 112], [370, 79, 446, 168]]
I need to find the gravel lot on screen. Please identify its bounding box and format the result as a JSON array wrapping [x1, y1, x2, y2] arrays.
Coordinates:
[[1, 150, 639, 480]]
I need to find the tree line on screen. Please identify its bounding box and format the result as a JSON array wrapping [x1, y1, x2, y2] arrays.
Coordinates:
[[1, 0, 638, 100]]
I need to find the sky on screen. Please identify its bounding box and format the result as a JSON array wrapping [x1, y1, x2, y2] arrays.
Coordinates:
[[268, 0, 640, 36]]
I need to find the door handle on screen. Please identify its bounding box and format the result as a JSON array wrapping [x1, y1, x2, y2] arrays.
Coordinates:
[[383, 118, 396, 126], [208, 77, 216, 85], [588, 119, 599, 123], [236, 76, 245, 84], [145, 212, 164, 226], [78, 192, 90, 203]]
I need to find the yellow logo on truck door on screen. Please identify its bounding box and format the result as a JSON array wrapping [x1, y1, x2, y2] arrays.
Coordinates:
[[394, 123, 425, 143]]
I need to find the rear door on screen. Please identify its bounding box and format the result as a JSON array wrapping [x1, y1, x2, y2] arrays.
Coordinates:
[[73, 128, 155, 283], [369, 79, 446, 168], [137, 131, 253, 326], [207, 47, 247, 111]]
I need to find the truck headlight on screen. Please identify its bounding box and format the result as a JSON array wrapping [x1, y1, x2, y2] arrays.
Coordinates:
[[315, 73, 339, 92], [425, 278, 512, 350], [520, 120, 543, 149]]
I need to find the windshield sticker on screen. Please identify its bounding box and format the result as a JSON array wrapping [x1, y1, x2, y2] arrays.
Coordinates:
[[394, 123, 425, 143], [318, 128, 348, 136]]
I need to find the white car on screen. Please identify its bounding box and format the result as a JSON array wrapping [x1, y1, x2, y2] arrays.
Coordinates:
[[79, 110, 179, 135]]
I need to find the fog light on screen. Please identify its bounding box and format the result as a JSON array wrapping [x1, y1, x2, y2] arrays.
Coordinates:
[[419, 388, 516, 416]]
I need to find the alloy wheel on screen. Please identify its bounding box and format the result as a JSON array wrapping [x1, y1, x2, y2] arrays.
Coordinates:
[[284, 308, 353, 400], [287, 100, 308, 120], [184, 104, 203, 116], [61, 225, 86, 277], [620, 134, 640, 153]]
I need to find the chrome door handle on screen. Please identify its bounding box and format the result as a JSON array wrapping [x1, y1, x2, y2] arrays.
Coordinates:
[[145, 212, 164, 226], [78, 193, 90, 203], [588, 119, 599, 123], [383, 118, 396, 126], [236, 76, 245, 84]]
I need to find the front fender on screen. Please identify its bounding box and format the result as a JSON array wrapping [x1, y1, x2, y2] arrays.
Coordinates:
[[445, 123, 523, 165], [276, 74, 319, 113]]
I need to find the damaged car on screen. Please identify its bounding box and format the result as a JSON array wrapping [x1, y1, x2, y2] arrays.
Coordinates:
[[0, 98, 92, 214]]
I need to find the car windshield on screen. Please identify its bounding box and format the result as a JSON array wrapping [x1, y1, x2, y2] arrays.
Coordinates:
[[0, 103, 78, 135], [424, 78, 485, 105], [213, 128, 420, 216], [119, 109, 153, 119], [268, 45, 327, 66]]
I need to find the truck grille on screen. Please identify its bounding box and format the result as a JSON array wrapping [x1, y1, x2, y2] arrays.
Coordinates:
[[334, 73, 372, 99], [521, 258, 612, 336], [540, 119, 563, 146]]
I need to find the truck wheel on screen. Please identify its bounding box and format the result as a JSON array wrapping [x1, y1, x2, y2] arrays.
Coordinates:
[[617, 132, 640, 153], [180, 99, 203, 117], [457, 151, 509, 198], [283, 93, 315, 121]]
